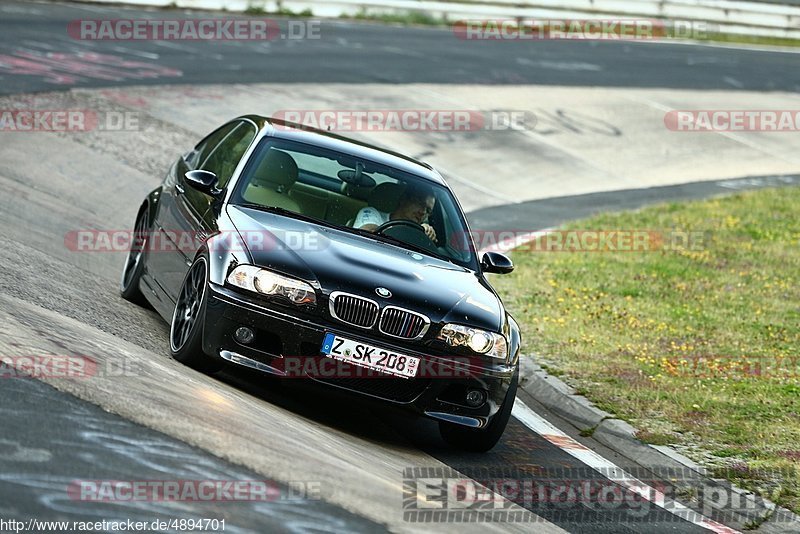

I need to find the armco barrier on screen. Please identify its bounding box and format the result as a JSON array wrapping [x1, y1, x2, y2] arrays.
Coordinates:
[[75, 0, 800, 40]]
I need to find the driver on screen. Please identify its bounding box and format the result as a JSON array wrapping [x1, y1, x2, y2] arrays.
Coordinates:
[[353, 186, 437, 241]]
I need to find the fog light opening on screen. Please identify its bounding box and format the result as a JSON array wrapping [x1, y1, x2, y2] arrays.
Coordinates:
[[465, 389, 487, 408], [234, 326, 255, 345]]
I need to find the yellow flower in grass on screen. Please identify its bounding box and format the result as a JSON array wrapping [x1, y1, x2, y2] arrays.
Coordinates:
[[723, 215, 740, 229]]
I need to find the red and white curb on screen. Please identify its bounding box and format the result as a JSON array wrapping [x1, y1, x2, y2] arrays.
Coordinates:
[[512, 400, 741, 533]]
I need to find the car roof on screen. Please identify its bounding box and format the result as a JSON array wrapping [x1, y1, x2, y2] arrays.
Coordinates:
[[239, 115, 447, 186]]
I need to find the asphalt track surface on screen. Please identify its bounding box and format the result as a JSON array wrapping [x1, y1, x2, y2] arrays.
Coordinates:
[[0, 1, 799, 95], [1, 1, 798, 533]]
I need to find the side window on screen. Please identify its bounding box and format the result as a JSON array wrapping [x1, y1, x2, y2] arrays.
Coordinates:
[[200, 122, 257, 188], [185, 122, 239, 170]]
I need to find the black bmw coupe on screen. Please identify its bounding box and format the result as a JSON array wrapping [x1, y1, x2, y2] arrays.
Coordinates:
[[121, 115, 520, 451]]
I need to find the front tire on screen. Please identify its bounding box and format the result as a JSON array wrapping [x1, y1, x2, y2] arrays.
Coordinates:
[[439, 371, 518, 452], [169, 256, 222, 373]]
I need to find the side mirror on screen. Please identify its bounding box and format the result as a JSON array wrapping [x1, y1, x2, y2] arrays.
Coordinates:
[[184, 170, 221, 197], [481, 251, 514, 274]]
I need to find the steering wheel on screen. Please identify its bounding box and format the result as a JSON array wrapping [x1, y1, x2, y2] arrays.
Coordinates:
[[375, 219, 438, 253], [376, 219, 427, 237]]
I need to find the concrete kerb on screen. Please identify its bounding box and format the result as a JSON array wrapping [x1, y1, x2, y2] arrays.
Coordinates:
[[517, 356, 615, 431], [517, 354, 800, 532]]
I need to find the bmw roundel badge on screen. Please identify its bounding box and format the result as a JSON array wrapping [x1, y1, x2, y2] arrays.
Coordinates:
[[375, 287, 392, 298]]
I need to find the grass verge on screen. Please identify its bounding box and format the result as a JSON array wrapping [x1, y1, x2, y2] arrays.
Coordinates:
[[698, 32, 800, 49], [342, 9, 447, 27], [490, 186, 800, 512], [244, 4, 314, 17]]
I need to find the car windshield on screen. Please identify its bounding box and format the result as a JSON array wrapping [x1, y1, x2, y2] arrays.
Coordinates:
[[230, 137, 478, 269]]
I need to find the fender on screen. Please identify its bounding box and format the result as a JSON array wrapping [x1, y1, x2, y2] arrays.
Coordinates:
[[506, 313, 521, 367], [141, 186, 163, 229], [205, 213, 254, 287]]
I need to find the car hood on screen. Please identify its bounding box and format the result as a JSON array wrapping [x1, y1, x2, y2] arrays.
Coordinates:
[[227, 205, 503, 331]]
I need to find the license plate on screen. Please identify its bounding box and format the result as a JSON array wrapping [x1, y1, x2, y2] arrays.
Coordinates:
[[321, 333, 420, 379]]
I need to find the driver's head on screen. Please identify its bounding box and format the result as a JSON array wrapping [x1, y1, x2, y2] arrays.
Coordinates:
[[392, 187, 435, 224]]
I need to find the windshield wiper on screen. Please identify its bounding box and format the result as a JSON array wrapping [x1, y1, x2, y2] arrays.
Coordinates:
[[326, 222, 458, 264], [235, 203, 460, 265], [370, 232, 456, 264], [235, 203, 339, 229]]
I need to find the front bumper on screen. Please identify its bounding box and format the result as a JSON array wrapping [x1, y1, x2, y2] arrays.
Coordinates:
[[203, 283, 517, 428]]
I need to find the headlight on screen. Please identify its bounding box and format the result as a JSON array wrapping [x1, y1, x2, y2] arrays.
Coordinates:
[[227, 265, 316, 306], [438, 324, 508, 359]]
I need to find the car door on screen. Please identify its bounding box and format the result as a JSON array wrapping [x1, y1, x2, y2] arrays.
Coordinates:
[[151, 120, 255, 301]]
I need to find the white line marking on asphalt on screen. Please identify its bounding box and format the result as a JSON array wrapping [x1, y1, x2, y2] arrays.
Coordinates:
[[511, 118, 631, 187], [723, 76, 744, 88], [637, 39, 800, 55], [628, 96, 800, 166], [717, 175, 799, 190], [687, 55, 723, 66], [443, 167, 521, 204], [411, 85, 627, 189], [381, 45, 425, 58], [722, 76, 744, 89], [250, 47, 271, 55], [409, 86, 631, 196], [64, 3, 110, 14], [516, 58, 602, 71], [478, 230, 551, 255], [21, 41, 55, 51], [109, 45, 160, 60], [152, 41, 198, 54], [511, 400, 741, 533]]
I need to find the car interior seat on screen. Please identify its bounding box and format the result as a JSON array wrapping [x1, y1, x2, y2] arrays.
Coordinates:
[[242, 149, 302, 212]]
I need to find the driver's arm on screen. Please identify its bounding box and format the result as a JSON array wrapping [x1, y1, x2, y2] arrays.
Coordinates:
[[421, 223, 436, 242]]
